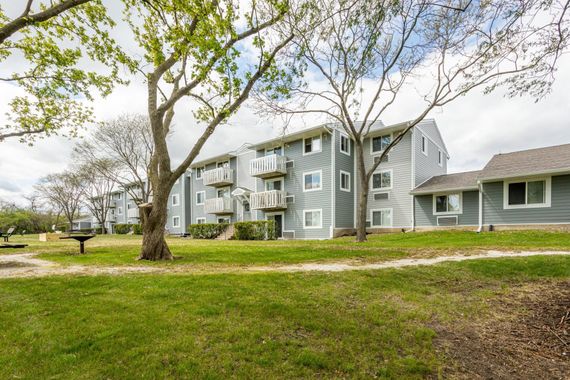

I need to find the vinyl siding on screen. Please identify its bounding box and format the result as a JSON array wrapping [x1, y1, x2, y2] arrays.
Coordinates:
[[334, 129, 355, 228], [414, 125, 447, 187], [415, 190, 479, 226], [482, 175, 570, 225], [165, 177, 185, 233]]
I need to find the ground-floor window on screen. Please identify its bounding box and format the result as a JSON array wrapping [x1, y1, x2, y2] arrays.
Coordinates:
[[303, 209, 322, 229], [434, 193, 461, 214], [371, 208, 392, 227], [504, 178, 550, 208], [172, 216, 180, 228], [196, 217, 206, 224]]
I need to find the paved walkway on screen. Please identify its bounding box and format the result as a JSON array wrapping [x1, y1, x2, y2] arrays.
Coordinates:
[[1, 250, 569, 278]]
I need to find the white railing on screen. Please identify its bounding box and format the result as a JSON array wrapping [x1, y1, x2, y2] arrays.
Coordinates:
[[204, 197, 234, 214], [249, 154, 287, 177], [250, 190, 287, 210], [203, 167, 234, 186], [127, 208, 139, 218]]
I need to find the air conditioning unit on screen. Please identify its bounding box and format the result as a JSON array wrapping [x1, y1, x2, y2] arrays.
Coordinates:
[[282, 231, 295, 239], [373, 192, 389, 201], [437, 216, 458, 226]]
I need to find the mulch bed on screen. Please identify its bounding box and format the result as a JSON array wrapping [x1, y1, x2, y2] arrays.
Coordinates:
[[434, 280, 569, 379]]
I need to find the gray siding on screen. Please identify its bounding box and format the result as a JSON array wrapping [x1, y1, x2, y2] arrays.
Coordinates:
[[415, 190, 479, 226], [165, 176, 185, 233], [414, 124, 447, 187], [334, 129, 355, 228], [482, 175, 570, 225]]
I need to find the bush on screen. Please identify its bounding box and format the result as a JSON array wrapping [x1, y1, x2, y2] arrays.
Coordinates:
[[93, 227, 104, 235], [188, 223, 229, 239], [234, 220, 276, 240], [114, 224, 131, 234], [132, 224, 143, 235]]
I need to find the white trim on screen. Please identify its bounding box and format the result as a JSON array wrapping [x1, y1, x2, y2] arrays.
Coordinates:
[[421, 134, 428, 156], [196, 217, 206, 224], [331, 133, 336, 237], [264, 144, 284, 156], [195, 167, 204, 180], [172, 216, 181, 228], [437, 150, 443, 167], [433, 192, 463, 215], [370, 208, 393, 227], [285, 160, 294, 169], [265, 211, 285, 238], [503, 177, 552, 209], [339, 132, 351, 156], [411, 129, 416, 229], [371, 169, 393, 191], [302, 134, 322, 156], [171, 193, 180, 206], [340, 170, 351, 192], [436, 215, 458, 226], [285, 194, 295, 204], [370, 133, 392, 155], [415, 123, 449, 158], [303, 170, 323, 192], [303, 209, 323, 229], [195, 191, 205, 205], [480, 168, 570, 182], [264, 177, 284, 191]]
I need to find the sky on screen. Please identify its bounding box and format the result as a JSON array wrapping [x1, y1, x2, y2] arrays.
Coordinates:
[[1, 2, 569, 205]]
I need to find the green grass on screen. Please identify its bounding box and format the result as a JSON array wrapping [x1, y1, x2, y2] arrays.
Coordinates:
[[1, 255, 569, 379], [4, 230, 570, 267]]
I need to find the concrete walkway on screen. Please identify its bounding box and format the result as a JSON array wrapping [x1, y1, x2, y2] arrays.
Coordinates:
[[0, 250, 569, 279]]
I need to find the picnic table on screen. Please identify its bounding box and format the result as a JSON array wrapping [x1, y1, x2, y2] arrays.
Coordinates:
[[59, 235, 95, 254]]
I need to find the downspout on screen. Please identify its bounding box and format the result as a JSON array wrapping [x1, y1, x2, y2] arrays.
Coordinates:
[[410, 129, 416, 232], [330, 129, 336, 239], [477, 180, 483, 233]]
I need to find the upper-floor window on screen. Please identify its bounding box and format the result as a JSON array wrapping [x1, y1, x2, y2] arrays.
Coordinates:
[[172, 216, 180, 228], [196, 191, 205, 205], [217, 187, 230, 198], [438, 150, 443, 167], [504, 178, 550, 209], [340, 170, 350, 192], [340, 133, 350, 155], [265, 178, 283, 191], [115, 193, 122, 200], [421, 135, 428, 156], [266, 146, 283, 156], [372, 169, 392, 190], [303, 170, 322, 192], [304, 135, 322, 155], [118, 206, 123, 215], [217, 161, 229, 168], [434, 193, 461, 214], [371, 134, 391, 153], [196, 167, 204, 179], [172, 194, 180, 206]]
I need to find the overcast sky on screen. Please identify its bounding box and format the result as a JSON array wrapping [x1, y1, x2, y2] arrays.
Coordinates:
[[1, 2, 569, 205]]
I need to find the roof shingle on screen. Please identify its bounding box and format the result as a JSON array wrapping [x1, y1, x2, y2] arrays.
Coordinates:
[[411, 170, 482, 194]]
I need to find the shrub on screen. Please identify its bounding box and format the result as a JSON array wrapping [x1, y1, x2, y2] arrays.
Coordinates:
[[234, 220, 276, 240], [132, 224, 143, 235], [114, 224, 131, 234], [93, 227, 104, 235], [188, 223, 229, 239]]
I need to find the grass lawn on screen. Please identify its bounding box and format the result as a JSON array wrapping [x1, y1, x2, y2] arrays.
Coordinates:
[[3, 230, 570, 267], [1, 255, 569, 379]]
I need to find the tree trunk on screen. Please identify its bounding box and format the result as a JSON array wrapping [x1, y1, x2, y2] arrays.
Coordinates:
[[138, 198, 173, 261], [354, 142, 368, 242]]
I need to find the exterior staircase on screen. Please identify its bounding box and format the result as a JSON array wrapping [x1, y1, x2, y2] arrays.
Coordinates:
[[215, 224, 235, 240]]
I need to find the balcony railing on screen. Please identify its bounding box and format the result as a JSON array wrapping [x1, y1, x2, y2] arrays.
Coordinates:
[[127, 208, 139, 218], [249, 154, 287, 178], [204, 197, 234, 214], [250, 190, 287, 211], [203, 167, 234, 186]]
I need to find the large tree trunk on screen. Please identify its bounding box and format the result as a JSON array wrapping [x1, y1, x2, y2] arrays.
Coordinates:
[[138, 195, 173, 261], [355, 142, 368, 242]]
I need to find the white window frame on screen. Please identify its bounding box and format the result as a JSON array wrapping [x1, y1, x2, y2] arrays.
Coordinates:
[[265, 145, 284, 156], [371, 169, 393, 191], [196, 217, 206, 224], [438, 150, 443, 167], [503, 177, 552, 209], [196, 191, 205, 205], [340, 133, 350, 156], [195, 167, 204, 180], [217, 160, 230, 168], [340, 170, 351, 192], [303, 209, 323, 229], [303, 170, 323, 192], [433, 192, 463, 215], [116, 193, 122, 200], [370, 133, 392, 155], [265, 177, 284, 191], [303, 134, 322, 156], [421, 135, 428, 156], [370, 208, 393, 227], [118, 206, 123, 215], [172, 216, 180, 228], [172, 193, 180, 206]]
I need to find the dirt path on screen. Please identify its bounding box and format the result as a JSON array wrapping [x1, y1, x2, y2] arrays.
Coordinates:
[[0, 250, 569, 278]]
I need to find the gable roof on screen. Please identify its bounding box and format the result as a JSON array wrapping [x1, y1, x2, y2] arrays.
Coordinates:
[[411, 170, 482, 194], [479, 143, 570, 181]]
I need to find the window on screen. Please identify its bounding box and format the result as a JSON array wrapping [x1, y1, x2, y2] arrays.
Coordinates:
[[371, 134, 391, 153], [303, 170, 322, 192], [196, 167, 204, 179], [196, 191, 205, 205], [118, 206, 123, 215], [115, 193, 122, 200], [340, 170, 350, 192], [438, 150, 443, 167], [340, 133, 350, 155], [217, 161, 229, 168], [196, 217, 206, 224], [217, 187, 230, 198], [372, 170, 392, 190], [371, 209, 392, 227], [265, 178, 283, 191], [265, 146, 283, 156], [434, 193, 462, 214], [172, 216, 180, 228], [172, 194, 180, 206], [127, 203, 134, 209], [421, 135, 428, 156], [303, 135, 322, 155], [303, 209, 322, 228], [504, 178, 550, 209]]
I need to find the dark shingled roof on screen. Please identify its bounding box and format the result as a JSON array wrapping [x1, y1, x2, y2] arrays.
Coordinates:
[[479, 143, 570, 180], [411, 170, 482, 194]]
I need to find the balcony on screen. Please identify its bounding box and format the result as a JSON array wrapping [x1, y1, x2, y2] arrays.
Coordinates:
[[127, 208, 140, 219], [250, 190, 287, 211], [204, 197, 234, 214], [249, 154, 287, 178], [203, 167, 234, 187]]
